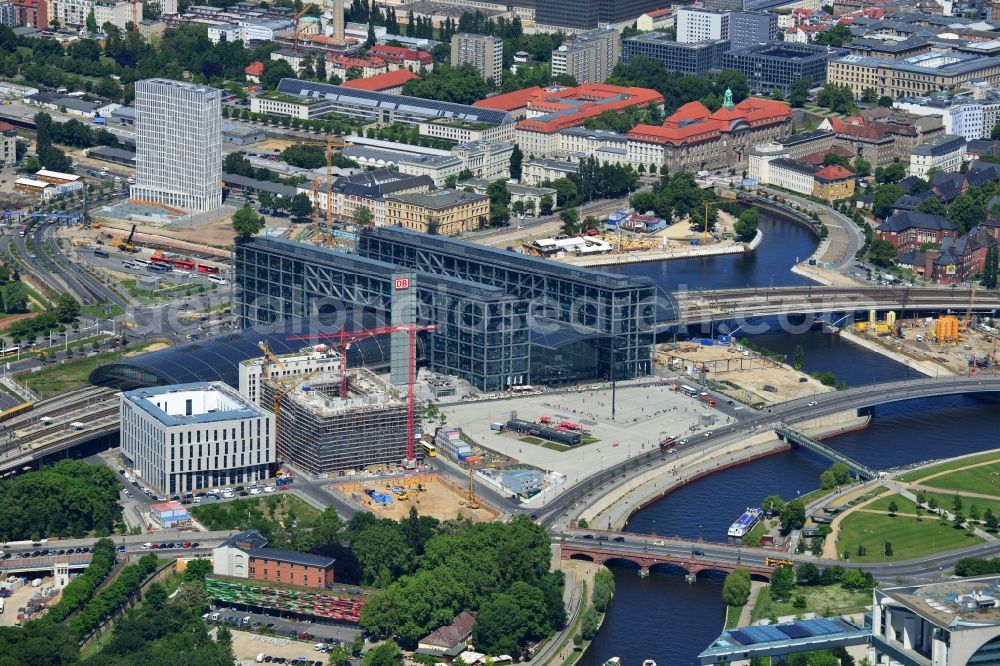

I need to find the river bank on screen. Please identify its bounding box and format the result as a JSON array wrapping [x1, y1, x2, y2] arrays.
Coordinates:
[[839, 329, 952, 377]]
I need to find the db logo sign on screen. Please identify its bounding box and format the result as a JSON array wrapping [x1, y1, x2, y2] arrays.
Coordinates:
[[394, 278, 410, 290]]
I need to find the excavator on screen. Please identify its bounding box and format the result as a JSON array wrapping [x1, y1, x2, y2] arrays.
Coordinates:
[[117, 224, 139, 253]]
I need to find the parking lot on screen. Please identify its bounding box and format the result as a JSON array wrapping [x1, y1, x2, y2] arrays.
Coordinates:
[[209, 609, 362, 645]]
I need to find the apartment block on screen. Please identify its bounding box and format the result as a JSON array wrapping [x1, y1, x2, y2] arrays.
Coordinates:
[[676, 8, 729, 43], [451, 33, 503, 84], [551, 26, 620, 85]]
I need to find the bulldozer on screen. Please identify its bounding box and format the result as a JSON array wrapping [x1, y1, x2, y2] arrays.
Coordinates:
[[117, 224, 139, 253]]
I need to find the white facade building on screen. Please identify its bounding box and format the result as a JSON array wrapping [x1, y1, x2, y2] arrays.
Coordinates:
[[131, 79, 222, 213], [120, 382, 274, 496], [452, 140, 513, 182], [238, 347, 342, 405], [677, 8, 730, 43], [748, 141, 791, 183], [50, 0, 92, 27], [765, 158, 817, 195], [909, 133, 967, 178]]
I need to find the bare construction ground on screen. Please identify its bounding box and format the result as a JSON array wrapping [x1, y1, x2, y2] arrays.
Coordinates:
[[329, 475, 497, 522], [657, 342, 832, 405]]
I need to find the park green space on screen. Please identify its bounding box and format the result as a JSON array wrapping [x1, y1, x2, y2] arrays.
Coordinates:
[[189, 493, 320, 532], [750, 584, 871, 623], [835, 508, 983, 562], [899, 450, 1000, 483], [919, 490, 1000, 522], [864, 494, 919, 514], [916, 462, 1000, 497], [22, 340, 165, 397]]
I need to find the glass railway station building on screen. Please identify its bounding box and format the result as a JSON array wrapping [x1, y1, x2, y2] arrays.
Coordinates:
[[234, 227, 665, 391]]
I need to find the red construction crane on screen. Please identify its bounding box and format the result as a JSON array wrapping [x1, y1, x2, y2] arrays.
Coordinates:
[[287, 324, 440, 461]]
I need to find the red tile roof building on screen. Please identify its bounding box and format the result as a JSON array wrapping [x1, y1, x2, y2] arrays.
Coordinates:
[[367, 44, 434, 72], [626, 97, 792, 173], [341, 69, 420, 94], [506, 83, 665, 156], [245, 61, 264, 83], [328, 54, 388, 79]]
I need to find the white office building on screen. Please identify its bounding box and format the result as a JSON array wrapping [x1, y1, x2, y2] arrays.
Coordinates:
[[677, 8, 730, 44], [120, 382, 274, 496], [909, 133, 967, 178], [131, 78, 222, 213], [238, 346, 342, 405]]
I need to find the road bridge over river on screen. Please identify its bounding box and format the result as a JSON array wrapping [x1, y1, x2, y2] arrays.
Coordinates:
[[666, 286, 1000, 325]]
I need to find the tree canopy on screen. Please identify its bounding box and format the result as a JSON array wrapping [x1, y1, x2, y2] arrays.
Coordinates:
[[402, 63, 489, 105], [232, 205, 264, 238]]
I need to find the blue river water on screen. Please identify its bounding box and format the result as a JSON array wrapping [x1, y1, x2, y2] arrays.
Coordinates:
[[577, 212, 1000, 666]]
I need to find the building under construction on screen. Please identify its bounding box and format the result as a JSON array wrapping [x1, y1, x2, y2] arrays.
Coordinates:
[[261, 368, 416, 475]]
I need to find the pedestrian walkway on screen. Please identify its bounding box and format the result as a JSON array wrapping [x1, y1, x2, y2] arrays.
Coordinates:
[[738, 581, 766, 626]]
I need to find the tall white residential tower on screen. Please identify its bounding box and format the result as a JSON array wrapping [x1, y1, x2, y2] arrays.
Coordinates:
[[131, 78, 222, 213]]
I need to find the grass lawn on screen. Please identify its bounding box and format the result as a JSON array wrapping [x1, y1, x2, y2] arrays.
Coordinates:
[[919, 490, 1000, 521], [899, 450, 1000, 483], [918, 462, 1000, 497], [190, 493, 321, 532], [865, 494, 919, 514], [520, 436, 543, 445], [752, 584, 872, 623], [80, 302, 125, 319], [836, 510, 982, 562], [21, 340, 165, 398], [542, 442, 570, 452], [726, 604, 743, 629]]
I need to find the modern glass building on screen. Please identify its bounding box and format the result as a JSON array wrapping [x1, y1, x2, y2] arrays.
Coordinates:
[[131, 78, 222, 213], [235, 236, 527, 392], [356, 227, 663, 386], [234, 231, 666, 390]]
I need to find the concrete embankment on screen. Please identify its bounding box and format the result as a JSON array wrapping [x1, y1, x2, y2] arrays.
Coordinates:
[[579, 409, 869, 531], [839, 329, 953, 377], [558, 230, 761, 268]]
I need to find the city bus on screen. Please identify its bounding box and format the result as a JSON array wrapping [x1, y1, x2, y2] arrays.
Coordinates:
[[679, 384, 698, 398], [420, 442, 437, 457], [0, 347, 18, 359], [197, 264, 220, 275]]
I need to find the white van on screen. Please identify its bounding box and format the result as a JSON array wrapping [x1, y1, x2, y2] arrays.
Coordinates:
[[208, 274, 227, 285]]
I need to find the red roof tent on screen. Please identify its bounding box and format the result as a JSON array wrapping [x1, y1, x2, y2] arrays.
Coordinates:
[[513, 83, 666, 134], [627, 97, 791, 146], [245, 61, 264, 77], [646, 7, 672, 16], [341, 69, 420, 91]]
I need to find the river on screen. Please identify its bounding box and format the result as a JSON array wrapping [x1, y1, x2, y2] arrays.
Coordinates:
[[576, 210, 1000, 666]]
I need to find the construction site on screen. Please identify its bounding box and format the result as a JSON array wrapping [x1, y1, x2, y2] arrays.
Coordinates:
[[655, 340, 833, 406], [842, 305, 1000, 376], [262, 368, 413, 476], [329, 472, 498, 522]]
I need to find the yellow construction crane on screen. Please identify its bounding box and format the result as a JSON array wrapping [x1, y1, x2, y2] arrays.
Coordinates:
[[701, 200, 726, 242], [308, 179, 322, 245], [292, 3, 320, 52], [467, 461, 479, 510], [257, 341, 285, 380]]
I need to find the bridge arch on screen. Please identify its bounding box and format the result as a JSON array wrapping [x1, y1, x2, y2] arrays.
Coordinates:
[[648, 562, 691, 577], [602, 557, 642, 570], [568, 553, 595, 563]]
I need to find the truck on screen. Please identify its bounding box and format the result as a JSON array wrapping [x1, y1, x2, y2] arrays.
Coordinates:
[[117, 224, 138, 253], [698, 392, 716, 407]]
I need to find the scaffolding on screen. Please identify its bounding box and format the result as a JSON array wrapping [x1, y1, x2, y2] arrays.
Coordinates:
[[261, 369, 417, 475]]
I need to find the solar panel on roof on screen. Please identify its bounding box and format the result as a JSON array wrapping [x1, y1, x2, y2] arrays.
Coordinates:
[[743, 626, 787, 643], [800, 619, 842, 636], [777, 624, 811, 639], [728, 630, 755, 645]]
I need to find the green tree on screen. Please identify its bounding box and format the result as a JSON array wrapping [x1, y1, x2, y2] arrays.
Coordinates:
[[985, 509, 999, 532], [817, 83, 856, 114], [878, 96, 894, 108], [854, 156, 872, 177], [789, 77, 812, 108], [290, 192, 314, 219], [539, 194, 554, 215], [915, 196, 947, 217], [888, 500, 899, 516], [402, 63, 489, 106], [232, 205, 265, 238], [579, 605, 599, 640], [362, 639, 401, 666], [184, 558, 212, 582], [560, 208, 580, 235], [591, 568, 616, 612], [473, 581, 551, 655], [780, 499, 806, 534], [56, 293, 80, 323], [874, 162, 907, 185], [770, 565, 795, 600], [820, 470, 837, 490], [829, 463, 851, 485], [860, 87, 877, 104], [328, 645, 351, 666], [2, 281, 28, 313], [869, 239, 898, 267], [953, 494, 964, 513], [353, 205, 374, 228], [510, 143, 523, 180], [761, 495, 786, 514], [734, 208, 759, 240], [85, 8, 97, 33], [722, 567, 751, 606], [792, 344, 805, 370], [983, 246, 999, 289], [796, 562, 820, 586], [261, 59, 296, 90]]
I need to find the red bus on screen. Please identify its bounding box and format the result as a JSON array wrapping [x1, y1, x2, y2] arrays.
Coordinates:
[[197, 264, 220, 274], [149, 255, 172, 266], [172, 258, 196, 270]]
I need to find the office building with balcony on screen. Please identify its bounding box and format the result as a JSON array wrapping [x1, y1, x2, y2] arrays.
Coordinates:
[[550, 27, 620, 85], [451, 33, 504, 84], [130, 79, 222, 213]]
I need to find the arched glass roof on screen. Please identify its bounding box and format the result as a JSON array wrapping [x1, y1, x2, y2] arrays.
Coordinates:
[[91, 321, 422, 391]]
